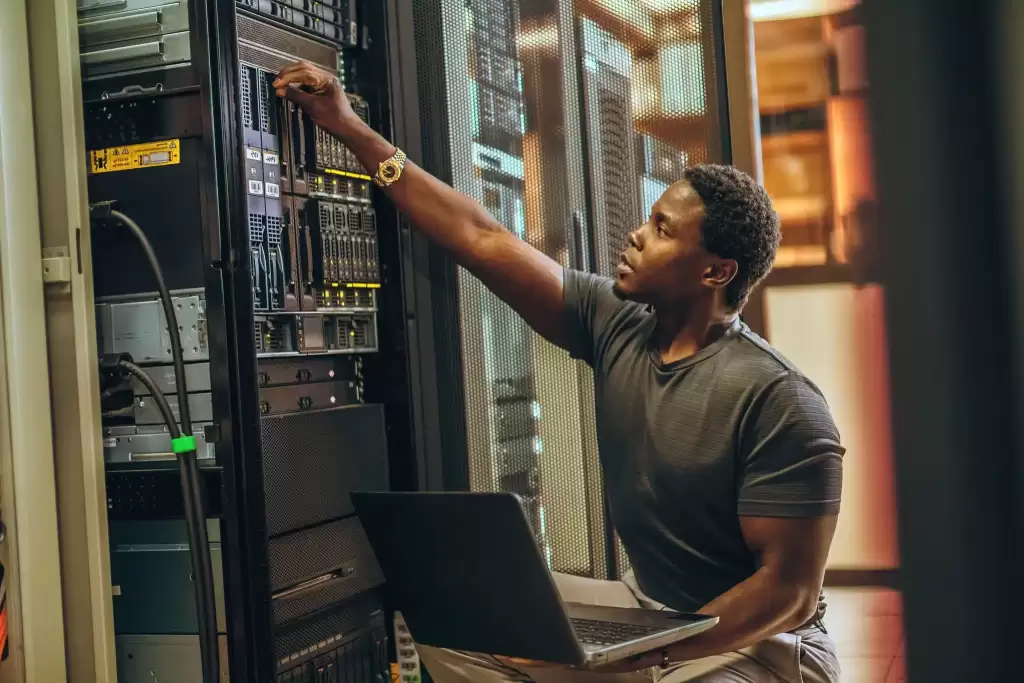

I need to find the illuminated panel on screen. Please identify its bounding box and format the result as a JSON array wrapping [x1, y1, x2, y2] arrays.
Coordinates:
[[749, 0, 860, 22], [764, 283, 899, 570]]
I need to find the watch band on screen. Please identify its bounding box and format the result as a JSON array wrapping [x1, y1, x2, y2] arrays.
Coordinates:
[[373, 147, 407, 188]]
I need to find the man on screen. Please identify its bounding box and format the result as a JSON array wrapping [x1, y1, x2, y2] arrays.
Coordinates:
[[274, 62, 843, 683]]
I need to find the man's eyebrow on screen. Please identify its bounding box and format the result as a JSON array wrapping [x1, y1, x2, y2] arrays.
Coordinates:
[[659, 207, 680, 226]]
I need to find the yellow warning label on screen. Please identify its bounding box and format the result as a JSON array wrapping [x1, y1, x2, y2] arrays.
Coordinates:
[[89, 139, 181, 175], [324, 168, 371, 181]]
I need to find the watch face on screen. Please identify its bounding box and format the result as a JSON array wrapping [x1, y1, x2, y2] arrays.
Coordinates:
[[381, 161, 399, 181]]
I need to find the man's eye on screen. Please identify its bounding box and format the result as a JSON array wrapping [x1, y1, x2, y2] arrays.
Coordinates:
[[656, 224, 667, 235]]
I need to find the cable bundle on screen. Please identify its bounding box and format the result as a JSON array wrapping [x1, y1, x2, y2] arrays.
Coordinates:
[[90, 202, 218, 683]]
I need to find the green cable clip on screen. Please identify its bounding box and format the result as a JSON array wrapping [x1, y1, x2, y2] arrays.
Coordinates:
[[171, 434, 197, 454]]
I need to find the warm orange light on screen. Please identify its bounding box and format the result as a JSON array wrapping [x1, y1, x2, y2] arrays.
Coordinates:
[[750, 0, 860, 22]]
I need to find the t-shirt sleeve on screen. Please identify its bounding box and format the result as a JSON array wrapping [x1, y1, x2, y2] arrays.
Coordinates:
[[737, 373, 845, 518], [562, 268, 631, 365]]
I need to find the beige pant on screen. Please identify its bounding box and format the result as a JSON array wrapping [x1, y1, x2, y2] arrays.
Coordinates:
[[416, 572, 840, 683]]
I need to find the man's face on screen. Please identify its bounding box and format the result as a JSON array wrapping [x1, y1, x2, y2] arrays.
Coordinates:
[[613, 181, 734, 307]]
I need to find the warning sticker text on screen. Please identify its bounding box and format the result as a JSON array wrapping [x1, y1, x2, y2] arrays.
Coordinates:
[[89, 139, 181, 175]]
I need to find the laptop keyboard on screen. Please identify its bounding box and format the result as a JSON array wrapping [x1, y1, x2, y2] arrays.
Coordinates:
[[570, 618, 669, 647]]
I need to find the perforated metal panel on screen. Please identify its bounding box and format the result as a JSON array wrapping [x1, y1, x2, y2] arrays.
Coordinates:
[[236, 13, 338, 72], [239, 63, 254, 129], [260, 404, 388, 537], [414, 0, 604, 580], [416, 0, 727, 581]]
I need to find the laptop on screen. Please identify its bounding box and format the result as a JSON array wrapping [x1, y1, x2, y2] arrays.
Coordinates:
[[351, 491, 718, 669]]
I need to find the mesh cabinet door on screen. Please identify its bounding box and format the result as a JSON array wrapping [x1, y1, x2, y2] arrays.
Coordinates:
[[413, 0, 607, 578], [411, 0, 731, 580]]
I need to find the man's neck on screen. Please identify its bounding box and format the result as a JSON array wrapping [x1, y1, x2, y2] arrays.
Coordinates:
[[652, 300, 738, 364]]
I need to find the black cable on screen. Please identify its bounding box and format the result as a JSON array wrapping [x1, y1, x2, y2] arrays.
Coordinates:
[[117, 360, 179, 440], [95, 205, 219, 683], [178, 449, 218, 683], [117, 360, 218, 682], [108, 209, 192, 433]]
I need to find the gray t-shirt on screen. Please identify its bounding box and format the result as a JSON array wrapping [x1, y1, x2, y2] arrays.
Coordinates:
[[563, 269, 844, 615]]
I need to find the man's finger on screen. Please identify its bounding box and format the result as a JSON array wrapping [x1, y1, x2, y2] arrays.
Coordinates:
[[280, 84, 315, 107], [274, 60, 314, 81], [272, 68, 315, 89], [272, 68, 317, 99], [273, 64, 332, 90], [272, 67, 311, 87]]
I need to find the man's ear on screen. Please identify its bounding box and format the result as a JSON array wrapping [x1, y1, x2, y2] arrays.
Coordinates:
[[701, 260, 738, 289]]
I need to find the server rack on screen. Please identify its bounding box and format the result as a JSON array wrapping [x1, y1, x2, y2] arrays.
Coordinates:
[[75, 1, 420, 681], [578, 17, 643, 279]]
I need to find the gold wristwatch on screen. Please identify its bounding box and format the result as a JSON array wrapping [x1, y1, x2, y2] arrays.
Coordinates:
[[373, 147, 407, 188]]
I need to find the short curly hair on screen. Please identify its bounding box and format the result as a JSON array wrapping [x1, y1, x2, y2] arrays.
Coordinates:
[[683, 164, 781, 310]]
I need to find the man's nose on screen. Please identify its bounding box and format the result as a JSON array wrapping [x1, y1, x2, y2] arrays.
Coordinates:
[[628, 228, 643, 251]]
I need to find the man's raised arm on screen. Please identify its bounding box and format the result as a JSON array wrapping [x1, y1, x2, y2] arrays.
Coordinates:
[[274, 62, 568, 348]]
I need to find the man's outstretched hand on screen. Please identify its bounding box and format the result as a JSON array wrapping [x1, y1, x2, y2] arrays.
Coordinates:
[[273, 61, 362, 140]]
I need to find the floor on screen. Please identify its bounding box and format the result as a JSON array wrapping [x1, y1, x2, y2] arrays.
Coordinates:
[[822, 588, 905, 683]]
